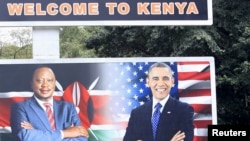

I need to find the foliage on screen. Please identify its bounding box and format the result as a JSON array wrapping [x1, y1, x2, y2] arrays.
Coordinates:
[[60, 26, 97, 58], [0, 45, 32, 59]]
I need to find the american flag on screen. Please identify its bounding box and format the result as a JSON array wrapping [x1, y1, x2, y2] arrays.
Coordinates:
[[0, 58, 216, 141]]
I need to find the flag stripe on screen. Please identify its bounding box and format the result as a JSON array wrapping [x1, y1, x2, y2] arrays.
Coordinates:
[[194, 128, 208, 136], [193, 136, 208, 141], [180, 96, 211, 104], [177, 64, 209, 72], [194, 120, 212, 128], [179, 89, 211, 97], [177, 61, 210, 65], [193, 113, 212, 120], [191, 104, 211, 114], [178, 72, 210, 81], [178, 80, 210, 90]]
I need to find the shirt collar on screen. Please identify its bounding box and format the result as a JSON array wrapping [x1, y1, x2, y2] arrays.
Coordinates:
[[34, 95, 54, 111], [152, 94, 170, 112]]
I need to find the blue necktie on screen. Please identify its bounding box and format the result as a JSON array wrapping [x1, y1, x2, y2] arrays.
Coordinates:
[[152, 103, 162, 140]]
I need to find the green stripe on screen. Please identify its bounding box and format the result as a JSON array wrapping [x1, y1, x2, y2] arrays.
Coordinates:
[[88, 130, 123, 141]]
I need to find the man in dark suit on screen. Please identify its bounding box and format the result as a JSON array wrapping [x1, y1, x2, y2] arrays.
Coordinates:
[[123, 62, 194, 141], [10, 66, 89, 141]]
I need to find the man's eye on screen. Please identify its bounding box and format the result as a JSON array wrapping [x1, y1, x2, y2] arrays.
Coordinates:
[[47, 79, 54, 82], [163, 77, 170, 81], [36, 79, 43, 83], [152, 77, 158, 81]]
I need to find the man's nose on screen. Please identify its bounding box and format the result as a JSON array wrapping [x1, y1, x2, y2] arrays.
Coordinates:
[[41, 80, 49, 86], [157, 79, 165, 85]]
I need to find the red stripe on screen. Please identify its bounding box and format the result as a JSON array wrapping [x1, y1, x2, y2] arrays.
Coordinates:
[[179, 89, 211, 97], [178, 72, 210, 80], [193, 136, 208, 141], [91, 95, 113, 125], [0, 97, 29, 127], [194, 120, 212, 128], [191, 104, 211, 113], [117, 121, 130, 129], [177, 61, 209, 65], [0, 99, 11, 127]]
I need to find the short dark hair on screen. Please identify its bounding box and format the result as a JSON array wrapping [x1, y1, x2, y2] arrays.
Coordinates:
[[148, 62, 173, 76]]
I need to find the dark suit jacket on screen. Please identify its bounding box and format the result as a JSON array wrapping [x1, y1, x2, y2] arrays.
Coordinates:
[[10, 96, 88, 141], [123, 97, 194, 141]]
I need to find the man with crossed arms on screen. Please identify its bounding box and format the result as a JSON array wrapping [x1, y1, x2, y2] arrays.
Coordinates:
[[10, 66, 89, 141], [123, 62, 194, 141]]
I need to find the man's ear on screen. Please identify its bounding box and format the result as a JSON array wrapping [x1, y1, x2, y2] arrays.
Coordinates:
[[146, 77, 150, 86], [171, 76, 175, 86]]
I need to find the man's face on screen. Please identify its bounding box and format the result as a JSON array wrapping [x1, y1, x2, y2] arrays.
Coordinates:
[[147, 67, 174, 101], [32, 67, 56, 101]]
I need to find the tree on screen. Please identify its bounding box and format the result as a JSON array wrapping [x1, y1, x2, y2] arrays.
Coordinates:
[[60, 26, 97, 58], [9, 28, 32, 59]]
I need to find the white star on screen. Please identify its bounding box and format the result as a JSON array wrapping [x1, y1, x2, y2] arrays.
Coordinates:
[[127, 89, 131, 94], [172, 84, 175, 88], [139, 101, 145, 105], [127, 78, 132, 82], [172, 71, 175, 76], [133, 83, 138, 88], [146, 95, 151, 100], [133, 95, 138, 100], [120, 71, 124, 76], [139, 78, 144, 82], [138, 65, 143, 71], [133, 71, 138, 76], [126, 66, 131, 71], [128, 101, 132, 106], [139, 88, 144, 93], [122, 107, 126, 112]]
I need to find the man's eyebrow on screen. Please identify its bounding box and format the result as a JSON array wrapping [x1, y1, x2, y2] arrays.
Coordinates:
[[152, 76, 159, 79]]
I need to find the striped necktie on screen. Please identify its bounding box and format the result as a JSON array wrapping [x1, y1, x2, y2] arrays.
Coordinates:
[[44, 103, 56, 130], [152, 103, 162, 140]]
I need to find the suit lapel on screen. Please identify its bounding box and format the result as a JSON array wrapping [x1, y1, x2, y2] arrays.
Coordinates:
[[53, 100, 61, 130], [161, 97, 175, 120], [144, 101, 154, 140], [29, 96, 52, 130], [159, 97, 175, 129], [157, 97, 175, 140]]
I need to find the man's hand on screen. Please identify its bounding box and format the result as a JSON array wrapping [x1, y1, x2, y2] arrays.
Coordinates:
[[21, 121, 34, 129], [62, 125, 89, 139], [170, 131, 185, 141]]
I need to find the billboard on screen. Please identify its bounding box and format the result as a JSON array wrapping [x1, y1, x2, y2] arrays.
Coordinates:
[[0, 0, 213, 26], [0, 57, 217, 141]]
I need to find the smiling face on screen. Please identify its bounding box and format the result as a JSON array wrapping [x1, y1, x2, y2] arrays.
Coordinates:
[[31, 67, 56, 102], [147, 66, 174, 101]]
